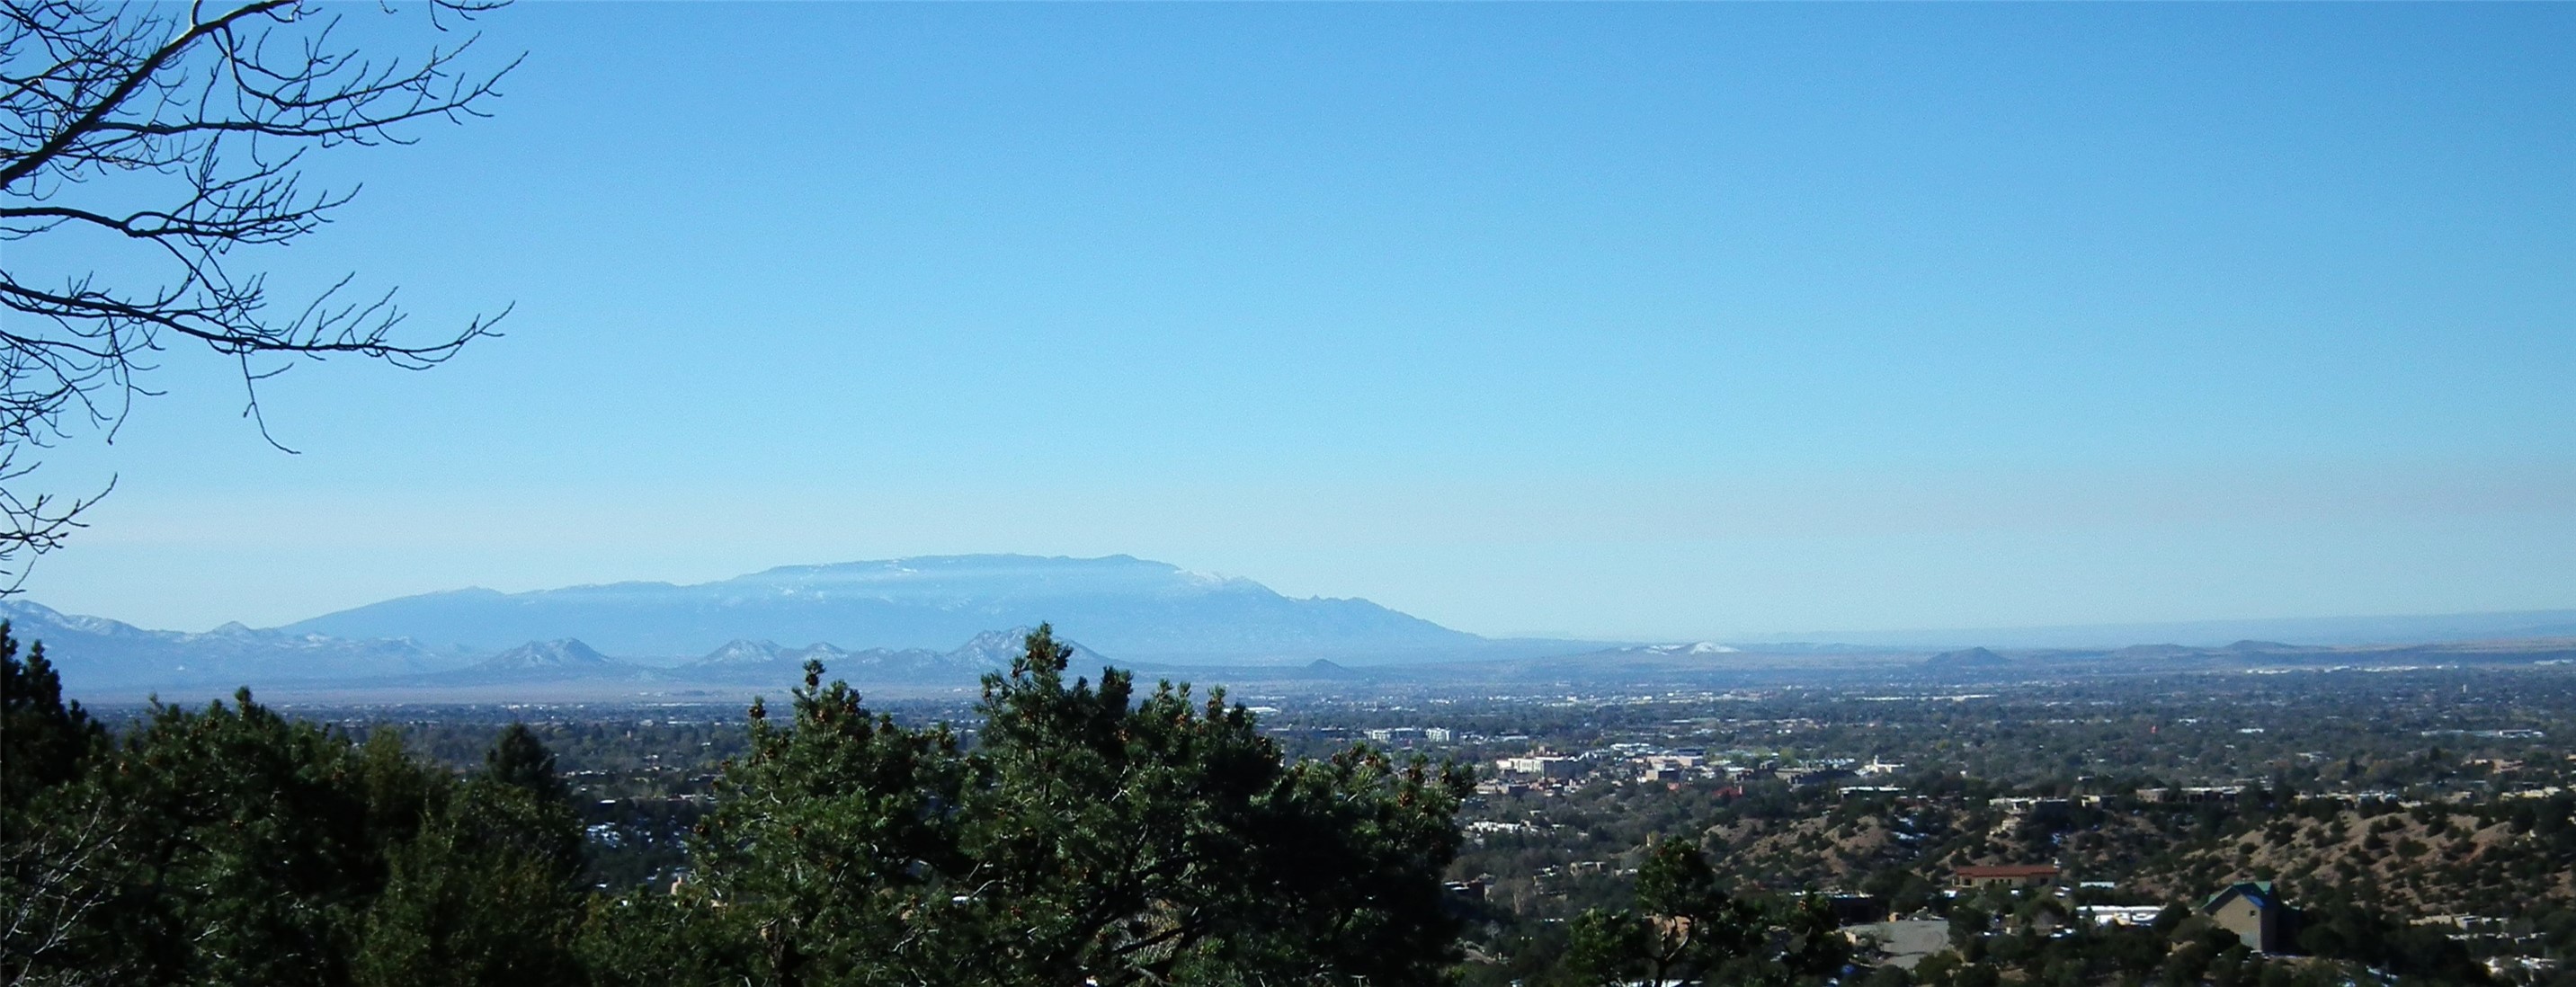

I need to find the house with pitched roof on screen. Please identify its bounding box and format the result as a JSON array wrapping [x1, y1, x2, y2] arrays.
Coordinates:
[[2202, 881, 2289, 953]]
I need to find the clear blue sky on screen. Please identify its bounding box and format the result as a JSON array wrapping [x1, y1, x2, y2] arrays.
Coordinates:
[[21, 3, 2573, 641]]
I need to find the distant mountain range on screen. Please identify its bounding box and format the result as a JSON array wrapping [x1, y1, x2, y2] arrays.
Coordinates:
[[281, 555, 1484, 661], [4, 555, 1500, 695], [7, 552, 2570, 699], [1730, 609, 2576, 650], [0, 598, 478, 690], [1, 592, 1118, 695], [424, 626, 1103, 688]]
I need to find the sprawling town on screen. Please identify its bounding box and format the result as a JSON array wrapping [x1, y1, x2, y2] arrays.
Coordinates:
[[206, 662, 2576, 987]]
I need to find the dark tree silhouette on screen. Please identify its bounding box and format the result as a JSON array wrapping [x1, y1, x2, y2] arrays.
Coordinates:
[[484, 722, 567, 805], [0, 0, 517, 583], [0, 619, 103, 803]]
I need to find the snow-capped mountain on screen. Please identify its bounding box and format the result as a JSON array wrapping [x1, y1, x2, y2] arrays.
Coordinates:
[[476, 638, 619, 671], [1642, 642, 1741, 655]]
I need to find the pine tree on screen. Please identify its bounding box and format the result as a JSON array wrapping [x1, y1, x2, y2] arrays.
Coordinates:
[[1564, 839, 1843, 987], [485, 723, 571, 806], [356, 725, 589, 987], [0, 621, 105, 804], [594, 626, 1475, 987]]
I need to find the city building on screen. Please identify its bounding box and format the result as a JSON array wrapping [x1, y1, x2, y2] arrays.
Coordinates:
[[1493, 755, 1583, 780]]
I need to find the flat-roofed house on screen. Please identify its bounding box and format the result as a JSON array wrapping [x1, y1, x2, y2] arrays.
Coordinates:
[[1952, 864, 2060, 890]]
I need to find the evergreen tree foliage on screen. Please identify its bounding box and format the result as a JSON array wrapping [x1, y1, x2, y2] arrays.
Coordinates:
[[2, 620, 112, 983], [646, 655, 976, 984], [1566, 907, 1654, 987], [474, 722, 584, 876], [1, 670, 588, 986], [353, 777, 588, 987], [0, 621, 103, 804], [485, 722, 572, 806], [6, 625, 1477, 985], [6, 689, 423, 983], [962, 626, 1473, 985], [1564, 840, 1850, 987], [594, 625, 1475, 987]]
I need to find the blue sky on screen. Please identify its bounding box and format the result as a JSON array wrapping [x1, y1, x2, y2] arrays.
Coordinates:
[[20, 3, 2573, 640]]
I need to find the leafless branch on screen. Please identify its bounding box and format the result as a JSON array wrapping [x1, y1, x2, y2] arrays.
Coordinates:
[[0, 0, 514, 582], [1, 796, 134, 983]]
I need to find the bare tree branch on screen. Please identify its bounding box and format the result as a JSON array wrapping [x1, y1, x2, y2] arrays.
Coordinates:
[[0, 0, 514, 584]]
